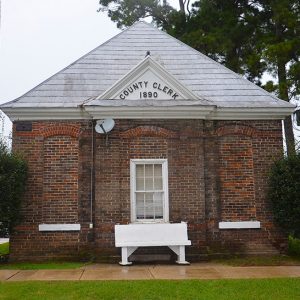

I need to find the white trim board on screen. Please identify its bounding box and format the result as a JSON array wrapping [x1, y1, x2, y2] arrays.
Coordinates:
[[2, 105, 294, 121], [219, 221, 261, 229], [39, 224, 81, 232]]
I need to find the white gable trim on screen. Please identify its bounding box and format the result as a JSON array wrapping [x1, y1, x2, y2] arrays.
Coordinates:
[[96, 56, 205, 102]]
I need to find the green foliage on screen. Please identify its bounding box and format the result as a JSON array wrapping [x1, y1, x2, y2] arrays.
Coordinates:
[[0, 242, 9, 256], [174, 0, 266, 83], [288, 236, 300, 257], [268, 152, 300, 238], [258, 0, 300, 100], [98, 0, 176, 29], [0, 140, 27, 236]]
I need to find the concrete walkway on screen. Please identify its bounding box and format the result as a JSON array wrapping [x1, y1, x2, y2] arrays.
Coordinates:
[[1, 263, 300, 281]]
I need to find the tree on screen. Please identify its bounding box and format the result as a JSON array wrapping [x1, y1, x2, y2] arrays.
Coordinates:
[[257, 0, 300, 154], [97, 0, 176, 29], [268, 152, 300, 238], [170, 0, 266, 84], [0, 139, 27, 236]]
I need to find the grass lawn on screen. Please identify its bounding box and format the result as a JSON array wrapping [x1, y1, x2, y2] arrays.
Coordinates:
[[0, 261, 87, 270], [0, 243, 9, 256], [0, 278, 299, 300], [213, 255, 300, 266]]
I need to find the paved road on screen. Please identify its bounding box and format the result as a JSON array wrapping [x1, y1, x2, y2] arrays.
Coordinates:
[[1, 263, 300, 281]]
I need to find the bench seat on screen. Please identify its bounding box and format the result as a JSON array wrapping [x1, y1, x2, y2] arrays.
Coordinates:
[[115, 222, 191, 265]]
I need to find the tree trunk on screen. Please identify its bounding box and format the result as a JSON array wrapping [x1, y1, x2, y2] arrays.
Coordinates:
[[178, 0, 185, 13]]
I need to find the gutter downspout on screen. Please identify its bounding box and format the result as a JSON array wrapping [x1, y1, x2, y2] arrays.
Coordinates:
[[79, 103, 95, 234], [90, 119, 95, 229]]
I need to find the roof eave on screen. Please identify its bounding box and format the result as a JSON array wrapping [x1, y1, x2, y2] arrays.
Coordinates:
[[0, 107, 91, 121], [1, 105, 294, 121], [209, 107, 295, 120]]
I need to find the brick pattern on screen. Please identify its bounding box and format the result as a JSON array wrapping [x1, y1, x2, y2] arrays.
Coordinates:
[[219, 135, 256, 221], [10, 119, 286, 261], [43, 135, 79, 223]]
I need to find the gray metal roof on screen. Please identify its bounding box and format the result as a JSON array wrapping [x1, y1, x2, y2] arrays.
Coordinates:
[[0, 21, 294, 110]]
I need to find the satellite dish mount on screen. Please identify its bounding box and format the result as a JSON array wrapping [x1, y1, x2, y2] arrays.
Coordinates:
[[95, 119, 115, 145]]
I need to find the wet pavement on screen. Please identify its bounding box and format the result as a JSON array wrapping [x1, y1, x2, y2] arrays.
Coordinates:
[[1, 263, 300, 281]]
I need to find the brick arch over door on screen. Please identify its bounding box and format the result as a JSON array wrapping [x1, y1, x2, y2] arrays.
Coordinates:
[[42, 134, 79, 223]]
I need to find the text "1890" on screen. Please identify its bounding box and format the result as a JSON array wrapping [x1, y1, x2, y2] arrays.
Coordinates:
[[140, 92, 158, 98]]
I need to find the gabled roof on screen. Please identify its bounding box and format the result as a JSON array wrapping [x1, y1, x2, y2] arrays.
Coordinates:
[[0, 21, 294, 121]]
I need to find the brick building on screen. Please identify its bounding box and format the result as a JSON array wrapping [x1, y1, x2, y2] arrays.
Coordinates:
[[0, 22, 294, 262]]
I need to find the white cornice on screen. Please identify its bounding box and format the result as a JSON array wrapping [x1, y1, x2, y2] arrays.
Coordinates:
[[209, 107, 295, 120], [1, 105, 294, 121], [0, 107, 91, 121], [85, 105, 214, 119]]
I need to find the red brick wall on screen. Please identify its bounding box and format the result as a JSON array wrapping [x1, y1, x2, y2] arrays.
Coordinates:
[[43, 135, 79, 223], [10, 119, 286, 261], [219, 135, 256, 221], [209, 121, 286, 255]]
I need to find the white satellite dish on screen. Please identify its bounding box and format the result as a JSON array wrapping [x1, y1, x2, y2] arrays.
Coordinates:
[[95, 119, 115, 134]]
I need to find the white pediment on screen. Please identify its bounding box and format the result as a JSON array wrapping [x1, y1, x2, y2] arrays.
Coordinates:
[[97, 56, 201, 101]]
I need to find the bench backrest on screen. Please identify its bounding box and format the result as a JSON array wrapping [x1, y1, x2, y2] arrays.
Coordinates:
[[115, 222, 190, 246]]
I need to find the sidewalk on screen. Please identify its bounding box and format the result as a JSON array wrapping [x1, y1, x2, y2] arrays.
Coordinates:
[[1, 263, 300, 281]]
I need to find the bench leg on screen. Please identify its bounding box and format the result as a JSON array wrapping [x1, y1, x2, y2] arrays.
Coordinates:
[[169, 246, 190, 265], [119, 247, 137, 266]]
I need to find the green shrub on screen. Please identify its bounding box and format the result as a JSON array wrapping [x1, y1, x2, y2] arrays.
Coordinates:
[[268, 152, 300, 238], [0, 140, 27, 236], [0, 242, 9, 255], [288, 236, 300, 256]]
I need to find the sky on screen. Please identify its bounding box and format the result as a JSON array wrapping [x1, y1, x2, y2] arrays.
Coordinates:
[[0, 0, 299, 143], [0, 0, 122, 138]]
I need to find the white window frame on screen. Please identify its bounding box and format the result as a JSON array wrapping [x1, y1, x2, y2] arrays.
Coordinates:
[[130, 159, 169, 223]]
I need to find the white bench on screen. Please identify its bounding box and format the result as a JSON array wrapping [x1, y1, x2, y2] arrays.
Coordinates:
[[115, 222, 191, 265]]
